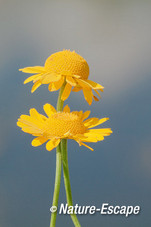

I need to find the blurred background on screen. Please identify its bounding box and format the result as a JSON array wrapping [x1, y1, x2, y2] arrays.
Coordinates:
[[0, 0, 151, 226]]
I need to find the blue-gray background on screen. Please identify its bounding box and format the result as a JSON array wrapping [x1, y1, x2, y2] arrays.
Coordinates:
[[0, 0, 151, 226]]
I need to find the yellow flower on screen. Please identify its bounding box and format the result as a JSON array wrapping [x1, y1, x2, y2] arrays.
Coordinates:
[[17, 104, 112, 151], [19, 50, 104, 105]]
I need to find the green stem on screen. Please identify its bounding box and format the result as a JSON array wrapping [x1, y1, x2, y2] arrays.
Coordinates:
[[50, 83, 66, 227], [61, 139, 81, 227], [56, 82, 66, 112], [50, 144, 62, 227]]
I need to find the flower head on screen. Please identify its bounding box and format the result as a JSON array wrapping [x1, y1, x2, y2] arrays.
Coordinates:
[[19, 50, 104, 105], [17, 104, 112, 151]]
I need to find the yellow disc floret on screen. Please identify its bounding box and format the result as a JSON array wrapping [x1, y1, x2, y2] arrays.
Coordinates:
[[43, 112, 86, 138], [44, 50, 89, 80]]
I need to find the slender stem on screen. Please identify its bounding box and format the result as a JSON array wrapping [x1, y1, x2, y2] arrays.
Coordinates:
[[50, 81, 81, 226], [61, 139, 81, 227], [57, 81, 66, 111], [50, 83, 66, 227], [50, 144, 62, 227]]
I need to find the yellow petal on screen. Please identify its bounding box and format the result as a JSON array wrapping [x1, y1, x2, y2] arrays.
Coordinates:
[[81, 111, 91, 121], [18, 120, 43, 132], [72, 87, 82, 92], [86, 79, 104, 91], [72, 74, 81, 78], [94, 89, 101, 97], [77, 110, 83, 118], [88, 118, 109, 128], [61, 83, 72, 101], [20, 127, 42, 135], [32, 137, 48, 147], [76, 78, 91, 88], [17, 121, 24, 127], [83, 88, 93, 105], [80, 136, 98, 142], [63, 105, 70, 113], [31, 81, 41, 93], [84, 117, 99, 127], [33, 75, 43, 83], [43, 103, 56, 117], [18, 111, 45, 129], [19, 115, 37, 124], [17, 120, 43, 135], [24, 74, 41, 84], [83, 132, 105, 141], [40, 114, 47, 121], [30, 108, 42, 119], [49, 77, 64, 91], [66, 77, 77, 86], [93, 95, 99, 101], [48, 83, 52, 91], [79, 142, 94, 151], [19, 66, 45, 74], [89, 128, 113, 136], [46, 139, 60, 151], [41, 73, 61, 84]]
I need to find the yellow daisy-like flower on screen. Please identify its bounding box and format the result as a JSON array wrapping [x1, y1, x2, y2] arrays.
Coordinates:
[[19, 50, 104, 105], [17, 104, 112, 151]]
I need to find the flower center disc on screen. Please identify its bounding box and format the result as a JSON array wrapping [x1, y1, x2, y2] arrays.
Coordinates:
[[44, 112, 86, 138], [44, 50, 89, 80]]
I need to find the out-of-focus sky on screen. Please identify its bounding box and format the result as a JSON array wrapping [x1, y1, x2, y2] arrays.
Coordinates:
[[0, 0, 151, 227]]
